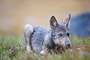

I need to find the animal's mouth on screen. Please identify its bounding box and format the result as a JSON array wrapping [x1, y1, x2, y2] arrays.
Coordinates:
[[65, 46, 70, 49], [56, 43, 62, 47], [56, 43, 71, 50], [54, 44, 66, 53], [65, 45, 71, 49], [56, 43, 65, 47], [56, 43, 65, 46]]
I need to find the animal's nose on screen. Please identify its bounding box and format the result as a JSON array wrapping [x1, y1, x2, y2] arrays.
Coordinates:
[[67, 44, 70, 47], [66, 42, 71, 47]]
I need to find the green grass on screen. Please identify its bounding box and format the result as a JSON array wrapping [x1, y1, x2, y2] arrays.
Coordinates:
[[0, 34, 90, 60]]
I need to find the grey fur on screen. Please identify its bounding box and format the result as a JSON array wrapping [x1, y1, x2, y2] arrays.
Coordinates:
[[23, 14, 71, 54]]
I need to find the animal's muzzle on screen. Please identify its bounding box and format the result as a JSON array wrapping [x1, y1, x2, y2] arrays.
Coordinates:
[[65, 42, 71, 48]]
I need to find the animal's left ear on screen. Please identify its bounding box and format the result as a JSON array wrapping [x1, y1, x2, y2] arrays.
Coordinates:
[[50, 16, 58, 30], [63, 14, 71, 27]]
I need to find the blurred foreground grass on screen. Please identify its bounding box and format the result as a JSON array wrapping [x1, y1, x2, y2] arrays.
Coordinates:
[[0, 34, 90, 60]]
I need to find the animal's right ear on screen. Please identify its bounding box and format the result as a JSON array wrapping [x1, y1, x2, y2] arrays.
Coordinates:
[[50, 16, 58, 30], [63, 14, 71, 27]]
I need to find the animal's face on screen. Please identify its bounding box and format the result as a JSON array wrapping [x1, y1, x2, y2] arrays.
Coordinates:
[[50, 14, 71, 48]]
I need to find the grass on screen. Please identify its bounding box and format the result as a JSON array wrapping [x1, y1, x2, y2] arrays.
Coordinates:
[[0, 34, 90, 60]]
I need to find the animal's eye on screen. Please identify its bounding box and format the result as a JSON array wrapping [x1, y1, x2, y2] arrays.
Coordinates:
[[58, 33, 63, 36], [67, 33, 69, 36]]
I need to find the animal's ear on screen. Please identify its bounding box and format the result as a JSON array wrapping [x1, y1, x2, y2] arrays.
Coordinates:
[[63, 14, 71, 27], [50, 16, 58, 30]]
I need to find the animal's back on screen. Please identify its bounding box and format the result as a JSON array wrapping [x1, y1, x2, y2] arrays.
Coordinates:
[[31, 26, 51, 52]]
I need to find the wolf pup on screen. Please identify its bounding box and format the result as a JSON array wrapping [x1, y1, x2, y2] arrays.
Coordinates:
[[23, 14, 71, 55]]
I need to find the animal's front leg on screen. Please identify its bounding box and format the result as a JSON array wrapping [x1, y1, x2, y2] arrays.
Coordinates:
[[40, 34, 51, 55], [40, 46, 49, 55], [23, 24, 33, 53], [26, 37, 33, 53]]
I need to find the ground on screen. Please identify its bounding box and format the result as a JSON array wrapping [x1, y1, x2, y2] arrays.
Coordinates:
[[0, 34, 90, 60]]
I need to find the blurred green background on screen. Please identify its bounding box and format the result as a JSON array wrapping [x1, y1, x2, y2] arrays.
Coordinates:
[[0, 0, 90, 36]]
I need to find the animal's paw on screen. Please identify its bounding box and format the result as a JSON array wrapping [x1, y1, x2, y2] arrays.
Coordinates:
[[40, 50, 47, 55], [27, 49, 33, 53], [27, 47, 33, 53]]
